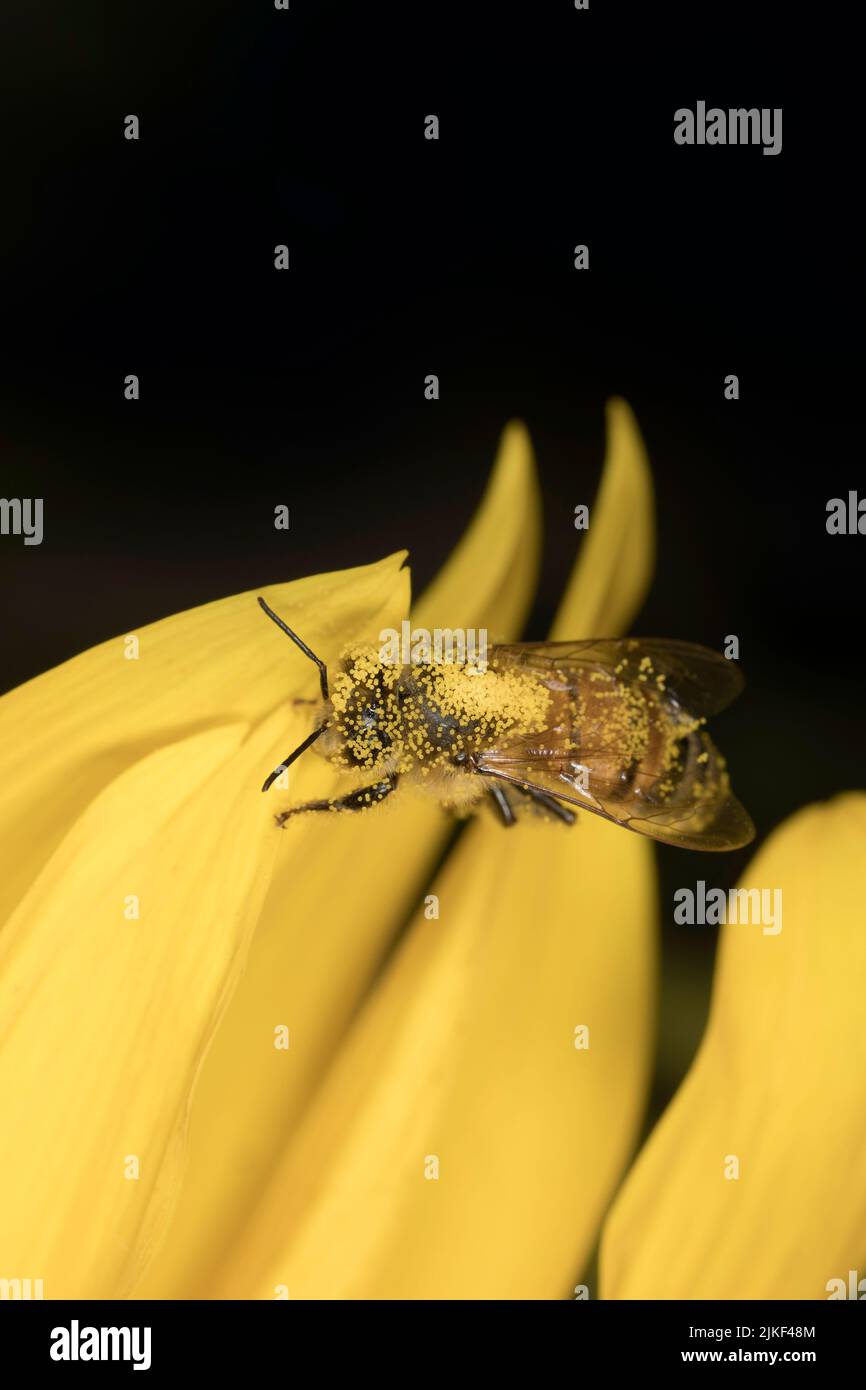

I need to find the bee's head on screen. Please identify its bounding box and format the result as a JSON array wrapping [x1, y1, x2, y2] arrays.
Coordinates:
[[258, 600, 401, 793], [319, 647, 403, 772]]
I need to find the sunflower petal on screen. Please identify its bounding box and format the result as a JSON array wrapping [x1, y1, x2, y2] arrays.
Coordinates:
[[553, 397, 654, 639], [133, 422, 542, 1297], [212, 813, 655, 1299], [412, 419, 541, 636], [0, 556, 409, 1298], [601, 794, 866, 1300], [0, 553, 409, 930], [0, 722, 269, 1296]]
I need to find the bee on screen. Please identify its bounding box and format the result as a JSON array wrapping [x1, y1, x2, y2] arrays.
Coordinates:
[[257, 597, 755, 851]]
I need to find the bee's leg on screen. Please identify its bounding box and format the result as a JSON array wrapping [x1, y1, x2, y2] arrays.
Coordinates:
[[517, 785, 577, 825], [486, 781, 517, 827], [274, 774, 398, 827]]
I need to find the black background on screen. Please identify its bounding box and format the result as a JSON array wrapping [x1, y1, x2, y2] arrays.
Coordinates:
[[1, 2, 861, 1102]]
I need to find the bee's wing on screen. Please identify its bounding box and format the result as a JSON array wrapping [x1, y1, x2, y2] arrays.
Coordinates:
[[479, 638, 753, 850], [490, 639, 745, 716], [476, 747, 755, 850]]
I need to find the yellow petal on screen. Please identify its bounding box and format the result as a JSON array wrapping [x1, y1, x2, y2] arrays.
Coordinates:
[[213, 813, 656, 1299], [0, 556, 409, 1298], [553, 397, 654, 638], [211, 403, 657, 1299], [412, 419, 541, 637], [601, 794, 866, 1300], [0, 722, 267, 1296], [134, 422, 542, 1298], [0, 553, 409, 931]]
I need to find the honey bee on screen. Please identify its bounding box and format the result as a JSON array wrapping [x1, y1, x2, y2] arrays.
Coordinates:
[[257, 597, 755, 851]]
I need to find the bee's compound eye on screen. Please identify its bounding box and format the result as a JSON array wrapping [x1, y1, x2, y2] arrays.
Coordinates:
[[452, 751, 468, 766]]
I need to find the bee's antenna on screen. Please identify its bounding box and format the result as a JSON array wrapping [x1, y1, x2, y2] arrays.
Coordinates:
[[257, 595, 329, 700], [258, 596, 332, 793], [261, 723, 329, 793]]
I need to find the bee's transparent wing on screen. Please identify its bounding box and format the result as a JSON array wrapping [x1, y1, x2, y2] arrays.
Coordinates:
[[477, 745, 755, 850], [490, 638, 745, 716]]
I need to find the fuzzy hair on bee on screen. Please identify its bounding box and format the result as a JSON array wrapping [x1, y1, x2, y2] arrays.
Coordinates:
[[256, 597, 755, 850]]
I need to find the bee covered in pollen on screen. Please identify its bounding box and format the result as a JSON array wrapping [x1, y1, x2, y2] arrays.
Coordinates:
[[257, 597, 755, 851]]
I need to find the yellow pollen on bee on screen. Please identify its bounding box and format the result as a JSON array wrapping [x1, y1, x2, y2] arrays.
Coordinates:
[[424, 664, 550, 731]]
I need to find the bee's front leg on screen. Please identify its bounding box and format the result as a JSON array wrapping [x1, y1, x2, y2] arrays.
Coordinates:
[[274, 774, 398, 826]]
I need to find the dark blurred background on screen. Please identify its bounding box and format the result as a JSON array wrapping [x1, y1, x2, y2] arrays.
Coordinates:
[[1, 2, 861, 1112]]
